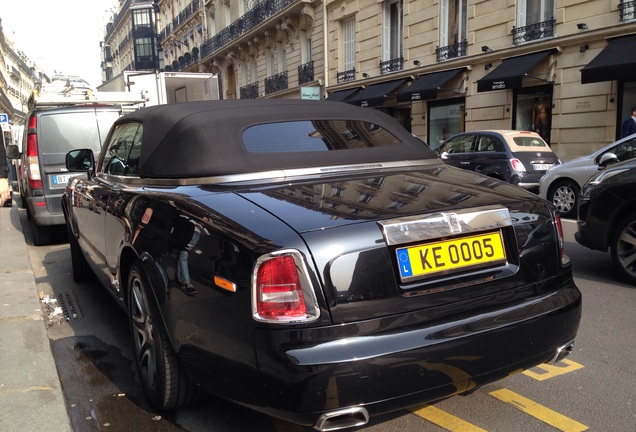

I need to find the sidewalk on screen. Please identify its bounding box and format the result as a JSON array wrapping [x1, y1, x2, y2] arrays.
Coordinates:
[[0, 205, 72, 432]]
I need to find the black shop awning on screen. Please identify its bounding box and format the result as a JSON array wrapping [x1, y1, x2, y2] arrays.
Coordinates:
[[397, 68, 465, 102], [348, 79, 409, 107], [326, 87, 362, 102], [581, 34, 636, 84], [477, 50, 554, 92]]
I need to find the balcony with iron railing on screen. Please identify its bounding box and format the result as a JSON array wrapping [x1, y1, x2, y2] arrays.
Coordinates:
[[240, 82, 259, 99], [379, 57, 403, 74], [619, 1, 635, 21], [436, 41, 467, 62], [200, 0, 298, 59], [265, 71, 288, 94], [512, 19, 556, 45], [337, 68, 356, 83], [298, 61, 314, 85], [172, 0, 201, 33]]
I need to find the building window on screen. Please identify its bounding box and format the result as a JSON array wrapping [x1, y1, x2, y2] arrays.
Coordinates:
[[342, 16, 356, 72], [133, 9, 152, 28], [300, 30, 312, 64], [428, 99, 465, 150], [135, 37, 154, 60], [382, 0, 403, 63], [440, 0, 467, 56], [277, 42, 286, 73], [514, 0, 555, 43], [250, 55, 258, 84]]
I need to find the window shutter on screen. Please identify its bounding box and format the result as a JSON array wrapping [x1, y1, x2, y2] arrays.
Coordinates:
[[440, 0, 449, 47]]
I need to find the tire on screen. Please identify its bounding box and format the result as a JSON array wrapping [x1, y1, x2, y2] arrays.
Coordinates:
[[67, 222, 93, 282], [548, 180, 580, 219], [31, 219, 51, 246], [128, 262, 202, 409], [611, 212, 636, 286]]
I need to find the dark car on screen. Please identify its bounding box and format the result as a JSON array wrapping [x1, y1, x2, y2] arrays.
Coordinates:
[[576, 158, 636, 285], [62, 100, 581, 431], [436, 130, 560, 193], [8, 104, 122, 245]]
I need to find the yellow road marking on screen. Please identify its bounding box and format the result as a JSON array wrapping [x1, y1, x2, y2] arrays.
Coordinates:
[[490, 389, 588, 431], [411, 404, 487, 432], [523, 359, 584, 381]]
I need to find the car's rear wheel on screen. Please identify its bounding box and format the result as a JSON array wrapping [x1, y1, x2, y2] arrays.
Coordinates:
[[67, 222, 93, 282], [548, 180, 579, 219], [611, 212, 636, 286], [31, 219, 51, 246], [128, 262, 201, 409]]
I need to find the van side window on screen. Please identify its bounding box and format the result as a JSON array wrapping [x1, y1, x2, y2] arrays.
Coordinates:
[[100, 123, 142, 177]]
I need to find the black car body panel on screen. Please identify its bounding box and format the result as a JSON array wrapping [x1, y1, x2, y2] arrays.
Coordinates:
[[576, 158, 636, 251], [62, 100, 581, 429]]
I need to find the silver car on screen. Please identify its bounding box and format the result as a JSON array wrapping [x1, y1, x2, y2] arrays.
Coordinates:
[[539, 133, 636, 218]]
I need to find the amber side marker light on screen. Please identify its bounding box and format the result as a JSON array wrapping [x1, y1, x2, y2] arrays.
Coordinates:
[[214, 276, 237, 293]]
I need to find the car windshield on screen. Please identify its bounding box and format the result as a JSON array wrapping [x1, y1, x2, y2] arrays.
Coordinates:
[[243, 120, 401, 153]]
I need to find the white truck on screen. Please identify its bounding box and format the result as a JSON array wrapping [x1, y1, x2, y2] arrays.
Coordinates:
[[97, 71, 220, 106]]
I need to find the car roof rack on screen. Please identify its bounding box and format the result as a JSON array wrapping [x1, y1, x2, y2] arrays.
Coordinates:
[[28, 80, 147, 110]]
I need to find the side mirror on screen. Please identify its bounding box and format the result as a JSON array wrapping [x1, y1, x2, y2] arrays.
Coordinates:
[[66, 149, 95, 172], [598, 152, 618, 170], [6, 144, 20, 159]]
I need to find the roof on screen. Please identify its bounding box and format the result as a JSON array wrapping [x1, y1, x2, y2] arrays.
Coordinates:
[[115, 99, 434, 179], [454, 130, 552, 153]]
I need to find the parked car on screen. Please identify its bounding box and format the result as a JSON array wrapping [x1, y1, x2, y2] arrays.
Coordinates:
[[436, 130, 560, 193], [539, 133, 636, 218], [576, 157, 636, 285], [62, 100, 581, 430], [7, 104, 123, 245]]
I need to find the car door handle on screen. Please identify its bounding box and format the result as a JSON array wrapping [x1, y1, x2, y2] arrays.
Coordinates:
[[460, 161, 470, 165]]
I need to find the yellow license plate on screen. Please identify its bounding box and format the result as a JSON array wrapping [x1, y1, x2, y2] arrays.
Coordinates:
[[396, 231, 506, 280]]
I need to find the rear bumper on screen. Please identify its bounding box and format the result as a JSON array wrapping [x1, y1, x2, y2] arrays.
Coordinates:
[[251, 279, 581, 426], [25, 195, 66, 226]]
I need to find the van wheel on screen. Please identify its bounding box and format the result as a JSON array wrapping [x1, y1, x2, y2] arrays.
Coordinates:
[[548, 180, 579, 219], [128, 262, 202, 409], [611, 212, 636, 285], [67, 223, 93, 282], [31, 220, 51, 246]]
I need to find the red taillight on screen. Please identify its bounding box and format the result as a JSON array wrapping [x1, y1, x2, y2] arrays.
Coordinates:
[[510, 158, 526, 172], [256, 255, 307, 320], [26, 116, 42, 189]]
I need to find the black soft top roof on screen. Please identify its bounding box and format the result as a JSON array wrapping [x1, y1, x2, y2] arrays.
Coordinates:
[[116, 99, 434, 178]]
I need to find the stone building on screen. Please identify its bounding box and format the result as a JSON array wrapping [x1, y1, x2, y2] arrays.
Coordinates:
[[101, 1, 636, 159]]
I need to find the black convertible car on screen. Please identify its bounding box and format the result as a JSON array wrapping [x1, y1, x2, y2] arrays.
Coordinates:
[[62, 100, 581, 430]]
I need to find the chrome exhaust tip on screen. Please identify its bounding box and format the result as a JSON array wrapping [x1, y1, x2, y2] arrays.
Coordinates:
[[313, 407, 370, 431], [547, 339, 575, 364]]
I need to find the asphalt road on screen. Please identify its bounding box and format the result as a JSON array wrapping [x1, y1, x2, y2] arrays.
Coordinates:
[[21, 208, 636, 432]]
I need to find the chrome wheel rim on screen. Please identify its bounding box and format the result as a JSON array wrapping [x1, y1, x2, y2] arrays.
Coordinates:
[[130, 274, 157, 391], [617, 221, 636, 280], [552, 185, 576, 214]]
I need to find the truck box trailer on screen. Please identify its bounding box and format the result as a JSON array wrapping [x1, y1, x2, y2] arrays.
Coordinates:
[[98, 71, 219, 106]]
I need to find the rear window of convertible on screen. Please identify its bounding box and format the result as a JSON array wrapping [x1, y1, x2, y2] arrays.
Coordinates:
[[242, 120, 401, 153]]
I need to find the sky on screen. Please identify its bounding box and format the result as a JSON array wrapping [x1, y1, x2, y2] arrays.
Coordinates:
[[1, 0, 118, 88]]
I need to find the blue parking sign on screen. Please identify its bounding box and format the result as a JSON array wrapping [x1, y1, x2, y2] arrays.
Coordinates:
[[0, 113, 7, 124]]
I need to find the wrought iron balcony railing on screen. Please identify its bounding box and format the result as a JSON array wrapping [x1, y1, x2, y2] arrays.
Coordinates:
[[298, 61, 314, 85], [512, 19, 556, 45], [619, 1, 635, 22], [240, 82, 259, 99], [337, 68, 356, 83], [436, 41, 467, 62], [379, 57, 403, 74], [201, 0, 297, 59], [265, 71, 288, 94], [172, 0, 201, 32]]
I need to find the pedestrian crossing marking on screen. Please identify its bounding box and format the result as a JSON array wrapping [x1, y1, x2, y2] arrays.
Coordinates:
[[410, 404, 487, 431], [489, 389, 588, 431], [523, 359, 584, 381]]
